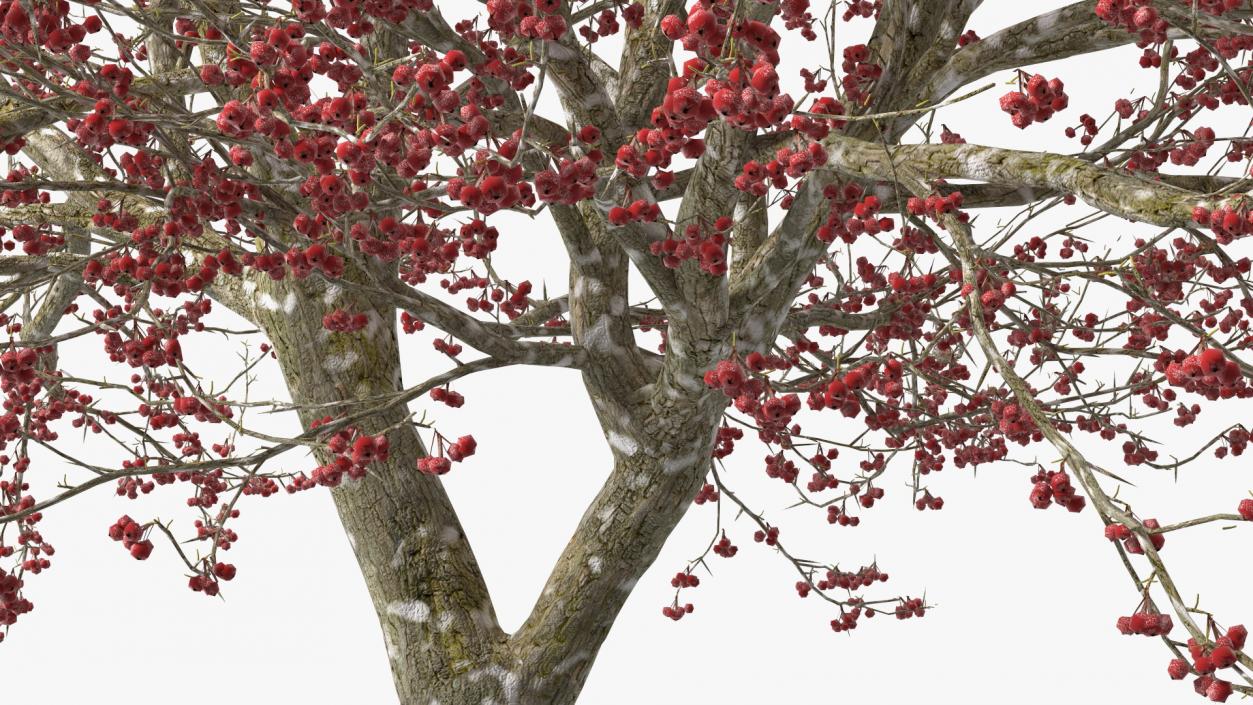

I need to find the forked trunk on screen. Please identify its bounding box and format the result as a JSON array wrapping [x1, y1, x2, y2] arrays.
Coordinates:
[[253, 273, 718, 704]]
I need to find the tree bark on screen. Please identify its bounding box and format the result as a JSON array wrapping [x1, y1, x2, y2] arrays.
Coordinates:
[[254, 273, 523, 704]]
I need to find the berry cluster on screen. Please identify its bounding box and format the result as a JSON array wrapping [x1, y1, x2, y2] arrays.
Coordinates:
[[999, 74, 1069, 128], [288, 421, 390, 491], [108, 515, 153, 560], [648, 219, 731, 276], [323, 309, 369, 333], [820, 564, 888, 590], [1105, 519, 1167, 554], [734, 143, 829, 196], [1192, 203, 1253, 245], [1116, 611, 1174, 637], [1163, 348, 1246, 394], [417, 435, 476, 476], [1027, 469, 1086, 513], [813, 186, 894, 245], [905, 191, 965, 223], [1174, 625, 1247, 701], [840, 44, 881, 103]]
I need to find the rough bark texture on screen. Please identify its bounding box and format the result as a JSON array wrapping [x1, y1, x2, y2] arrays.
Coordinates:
[[254, 272, 514, 703]]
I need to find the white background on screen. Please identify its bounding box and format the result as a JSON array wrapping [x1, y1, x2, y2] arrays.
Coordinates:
[[3, 1, 1251, 703]]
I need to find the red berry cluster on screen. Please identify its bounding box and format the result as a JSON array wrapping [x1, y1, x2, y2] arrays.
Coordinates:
[[999, 74, 1069, 129], [1163, 348, 1246, 395], [823, 361, 877, 418], [790, 95, 847, 140], [841, 0, 879, 21], [819, 564, 888, 591], [661, 601, 695, 621], [1095, 1, 1170, 44], [1175, 626, 1247, 701], [288, 421, 390, 491], [1170, 127, 1216, 166], [814, 186, 894, 246], [840, 44, 881, 103], [1027, 469, 1086, 513], [430, 387, 465, 408], [763, 453, 798, 483], [734, 143, 829, 196], [906, 190, 965, 223], [693, 483, 718, 505], [1192, 203, 1253, 245], [108, 515, 154, 560], [753, 525, 780, 545], [323, 309, 369, 333], [483, 0, 567, 41], [670, 571, 700, 588], [1105, 518, 1166, 554], [650, 219, 731, 276], [417, 435, 476, 476], [829, 603, 872, 632], [607, 199, 663, 226], [448, 158, 533, 216], [1116, 610, 1174, 637], [576, 2, 643, 44], [704, 357, 804, 443], [894, 597, 926, 620], [826, 505, 861, 527], [713, 532, 738, 557], [914, 491, 944, 511]]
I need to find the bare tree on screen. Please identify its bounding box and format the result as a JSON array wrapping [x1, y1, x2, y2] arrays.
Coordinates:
[[0, 0, 1251, 702]]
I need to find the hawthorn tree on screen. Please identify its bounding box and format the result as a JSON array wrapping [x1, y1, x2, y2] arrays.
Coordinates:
[[1, 0, 1253, 701]]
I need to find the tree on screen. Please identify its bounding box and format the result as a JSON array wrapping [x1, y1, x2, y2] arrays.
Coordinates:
[[1, 0, 1252, 701]]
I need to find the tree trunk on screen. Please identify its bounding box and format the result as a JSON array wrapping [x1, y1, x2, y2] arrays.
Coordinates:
[[252, 273, 517, 703], [244, 262, 723, 704]]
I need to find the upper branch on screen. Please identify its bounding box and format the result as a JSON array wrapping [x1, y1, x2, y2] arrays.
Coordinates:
[[825, 132, 1210, 228]]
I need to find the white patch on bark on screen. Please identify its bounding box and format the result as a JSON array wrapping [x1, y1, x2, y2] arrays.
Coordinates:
[[468, 665, 521, 705], [387, 599, 431, 623], [597, 505, 616, 532], [440, 525, 461, 544], [573, 248, 603, 266], [545, 41, 576, 62], [282, 291, 297, 313], [587, 555, 603, 575], [581, 314, 614, 352], [628, 472, 649, 489], [662, 451, 698, 475], [390, 539, 406, 569], [346, 532, 357, 551], [437, 611, 455, 632], [257, 292, 280, 312], [609, 295, 626, 315], [384, 630, 400, 660], [606, 429, 639, 455], [322, 350, 359, 373], [1035, 8, 1059, 33], [323, 284, 342, 305]]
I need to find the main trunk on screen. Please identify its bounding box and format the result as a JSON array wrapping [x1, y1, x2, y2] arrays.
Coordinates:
[[254, 274, 514, 703], [252, 272, 721, 704]]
